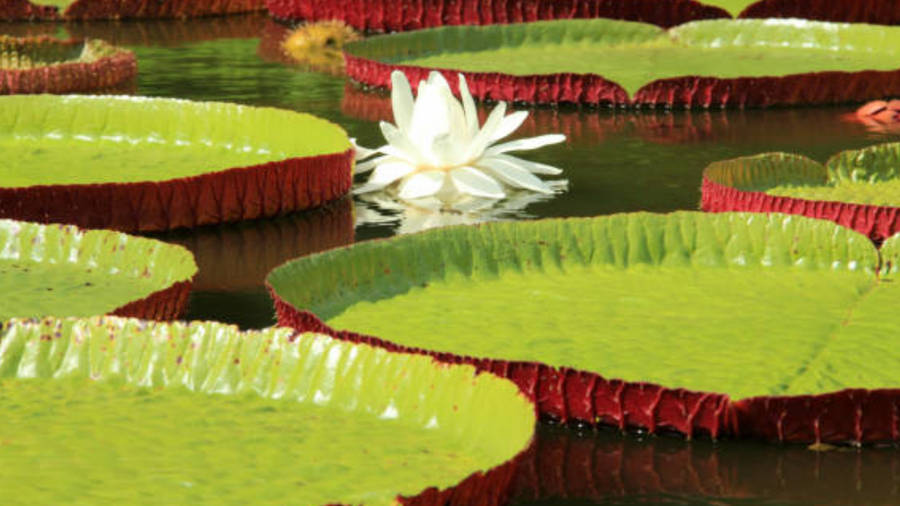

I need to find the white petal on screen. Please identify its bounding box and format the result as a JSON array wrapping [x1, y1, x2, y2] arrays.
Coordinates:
[[379, 121, 421, 162], [378, 144, 419, 163], [408, 83, 452, 164], [487, 153, 563, 175], [449, 167, 505, 199], [477, 157, 554, 194], [355, 154, 391, 174], [405, 196, 444, 212], [489, 111, 529, 143], [464, 102, 507, 161], [353, 182, 387, 194], [398, 171, 446, 200], [429, 134, 459, 166], [451, 196, 498, 213], [427, 70, 451, 89], [390, 71, 415, 132], [458, 74, 479, 136], [351, 138, 377, 161], [365, 161, 415, 187], [484, 134, 566, 156]]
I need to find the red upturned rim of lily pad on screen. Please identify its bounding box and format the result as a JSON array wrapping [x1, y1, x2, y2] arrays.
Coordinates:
[[739, 0, 900, 25], [269, 296, 737, 441], [0, 0, 266, 21], [110, 280, 193, 321], [266, 0, 900, 30], [0, 95, 354, 233], [344, 52, 900, 109], [701, 150, 900, 242], [271, 294, 900, 445], [0, 149, 354, 233], [265, 0, 729, 30], [0, 36, 136, 95]]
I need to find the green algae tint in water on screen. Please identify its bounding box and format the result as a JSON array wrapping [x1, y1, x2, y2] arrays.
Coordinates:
[[0, 378, 489, 505]]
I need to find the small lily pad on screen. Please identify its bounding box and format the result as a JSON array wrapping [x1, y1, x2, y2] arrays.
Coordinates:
[[0, 35, 135, 94], [0, 95, 353, 232], [0, 219, 196, 321], [702, 143, 900, 241], [269, 212, 900, 444], [345, 18, 900, 107], [0, 316, 534, 505]]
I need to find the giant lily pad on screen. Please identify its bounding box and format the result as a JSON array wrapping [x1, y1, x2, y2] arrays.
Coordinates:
[[0, 36, 136, 95], [0, 219, 196, 321], [269, 212, 900, 444], [1, 0, 265, 21], [345, 18, 900, 108], [0, 316, 534, 505], [702, 143, 900, 241], [0, 95, 353, 232], [266, 0, 900, 30]]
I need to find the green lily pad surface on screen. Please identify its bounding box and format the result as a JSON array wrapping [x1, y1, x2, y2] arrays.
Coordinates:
[[0, 317, 533, 505], [269, 212, 900, 401], [764, 143, 900, 206], [0, 220, 196, 320], [352, 18, 900, 96], [0, 95, 349, 188]]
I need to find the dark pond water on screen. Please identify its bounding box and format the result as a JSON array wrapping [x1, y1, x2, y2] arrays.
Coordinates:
[[4, 13, 900, 504]]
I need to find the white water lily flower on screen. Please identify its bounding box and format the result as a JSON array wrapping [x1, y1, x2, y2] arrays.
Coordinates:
[[353, 70, 566, 201]]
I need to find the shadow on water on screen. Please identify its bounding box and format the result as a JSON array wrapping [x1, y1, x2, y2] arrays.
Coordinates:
[[3, 13, 900, 504], [150, 198, 355, 329]]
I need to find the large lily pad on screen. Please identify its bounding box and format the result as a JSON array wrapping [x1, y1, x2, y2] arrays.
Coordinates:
[[702, 143, 900, 241], [0, 316, 534, 505], [0, 95, 353, 232], [266, 0, 900, 30], [1, 0, 265, 21], [345, 18, 900, 107], [0, 219, 196, 321], [0, 36, 136, 95], [269, 212, 900, 444], [266, 0, 729, 30]]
